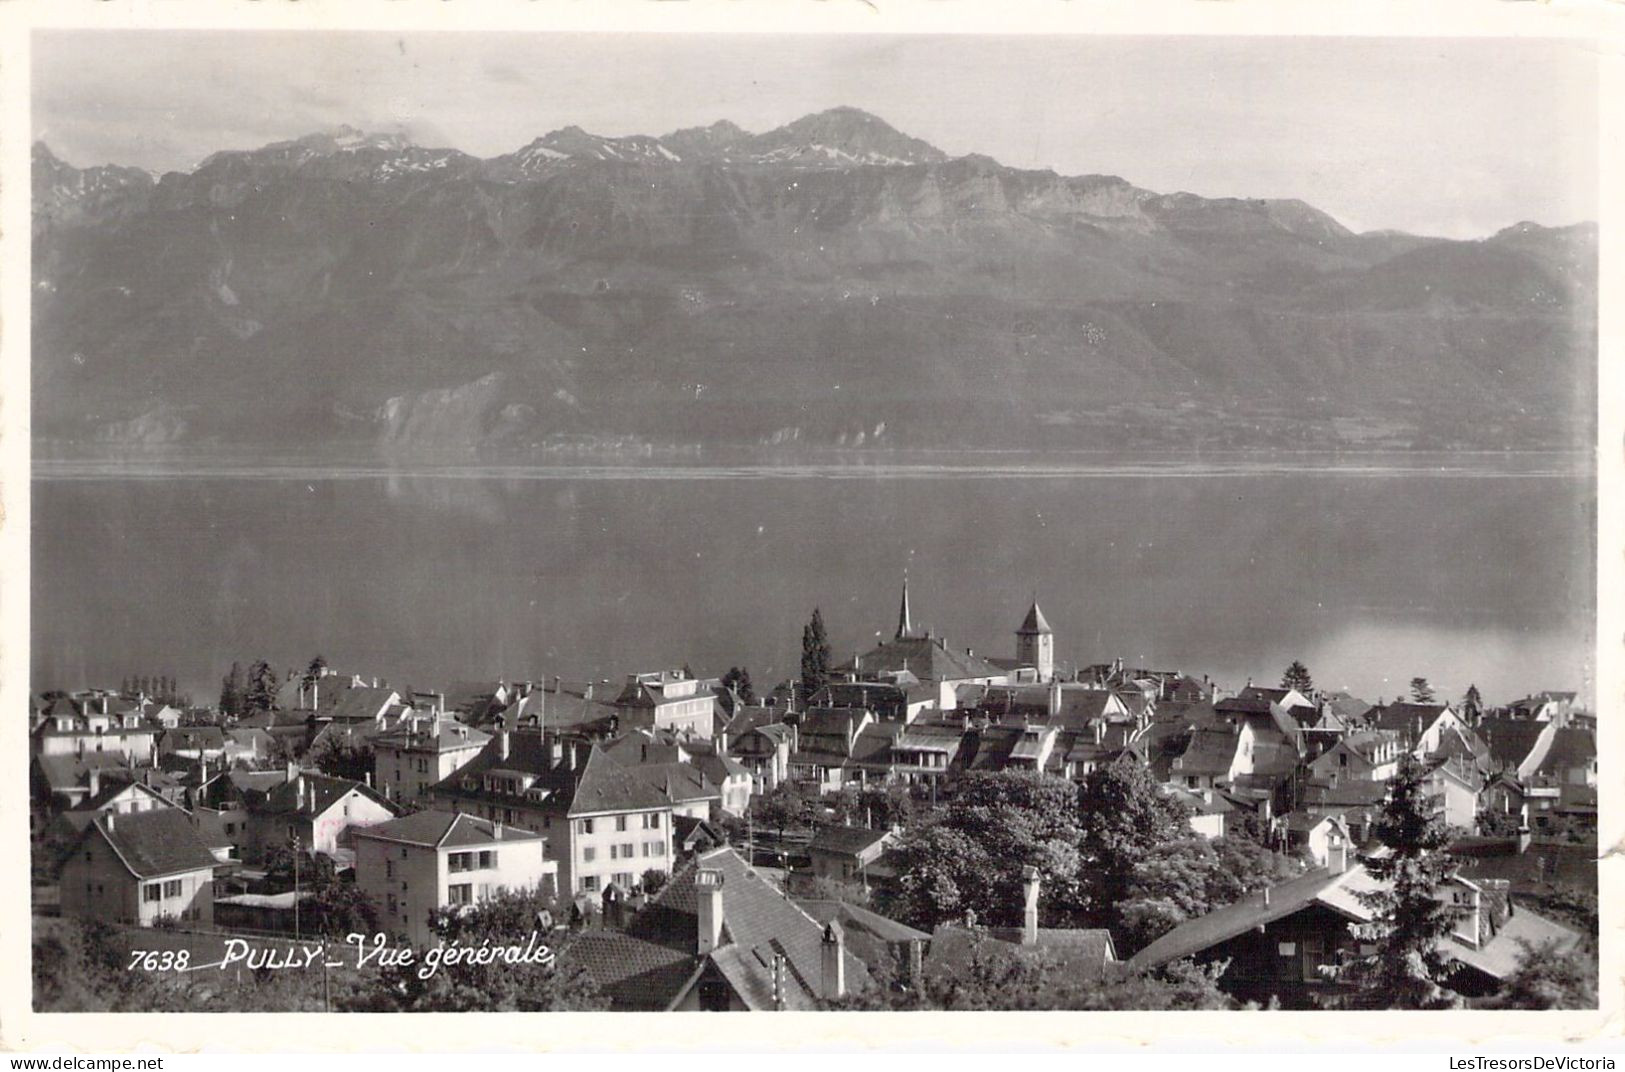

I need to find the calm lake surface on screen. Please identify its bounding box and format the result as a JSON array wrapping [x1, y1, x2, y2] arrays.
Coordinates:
[[32, 455, 1596, 709]]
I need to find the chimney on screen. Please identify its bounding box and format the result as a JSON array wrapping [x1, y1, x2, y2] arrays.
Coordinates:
[[907, 938, 924, 991], [695, 868, 725, 954], [1516, 803, 1532, 854], [1327, 827, 1348, 873], [821, 921, 847, 1001], [87, 766, 102, 798], [1021, 865, 1040, 945], [105, 812, 116, 834], [286, 760, 298, 783], [364, 771, 373, 789], [1262, 886, 1272, 906], [499, 730, 511, 762], [1048, 678, 1062, 718]]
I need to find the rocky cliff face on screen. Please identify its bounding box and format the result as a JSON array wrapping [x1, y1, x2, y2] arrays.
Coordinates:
[[31, 109, 1596, 454]]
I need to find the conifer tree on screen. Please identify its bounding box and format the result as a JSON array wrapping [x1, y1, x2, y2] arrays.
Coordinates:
[[1327, 754, 1463, 1008], [800, 608, 832, 699], [1281, 660, 1313, 694]]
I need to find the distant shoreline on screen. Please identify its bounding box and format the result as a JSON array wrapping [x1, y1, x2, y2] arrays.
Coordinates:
[[30, 446, 1597, 482]]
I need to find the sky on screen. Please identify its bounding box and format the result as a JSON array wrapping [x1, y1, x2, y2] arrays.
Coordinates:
[[33, 31, 1598, 239]]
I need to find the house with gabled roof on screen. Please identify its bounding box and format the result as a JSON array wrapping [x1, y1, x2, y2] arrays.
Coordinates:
[[889, 721, 964, 789], [430, 732, 686, 898], [244, 770, 399, 860], [1127, 853, 1578, 1008], [566, 846, 871, 1009], [807, 824, 898, 886], [927, 868, 1117, 986], [789, 708, 876, 794], [1308, 730, 1403, 783], [353, 810, 554, 947], [372, 715, 491, 804], [1478, 716, 1557, 782], [612, 670, 719, 738], [59, 809, 220, 928]]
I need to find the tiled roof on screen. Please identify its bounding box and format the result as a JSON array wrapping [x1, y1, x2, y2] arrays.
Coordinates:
[[569, 846, 869, 1010], [85, 808, 221, 879], [1371, 701, 1451, 735], [836, 635, 1002, 685], [808, 824, 891, 857], [373, 720, 490, 753], [355, 809, 544, 849], [1129, 867, 1344, 968], [325, 686, 399, 723], [1535, 728, 1594, 775], [1479, 718, 1550, 769], [257, 772, 395, 819], [928, 925, 1117, 984], [163, 726, 226, 750], [1175, 725, 1241, 775], [795, 899, 930, 944]]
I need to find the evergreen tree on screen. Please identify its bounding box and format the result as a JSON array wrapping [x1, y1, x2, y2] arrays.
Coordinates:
[[219, 662, 245, 717], [721, 666, 756, 705], [1410, 677, 1436, 704], [800, 607, 832, 698], [1326, 754, 1463, 1009], [1281, 660, 1314, 694], [245, 659, 280, 713], [1462, 683, 1483, 721], [304, 654, 327, 687]]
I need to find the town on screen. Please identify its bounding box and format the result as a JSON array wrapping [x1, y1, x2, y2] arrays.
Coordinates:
[[30, 583, 1598, 1012]]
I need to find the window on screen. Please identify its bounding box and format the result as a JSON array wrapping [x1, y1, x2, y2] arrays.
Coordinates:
[[582, 818, 594, 835], [581, 875, 599, 892], [609, 844, 619, 861], [448, 883, 473, 905], [386, 860, 394, 880], [449, 852, 472, 872], [386, 894, 397, 915], [583, 847, 596, 863], [401, 847, 409, 859], [622, 843, 634, 860], [1277, 942, 1296, 956], [163, 879, 183, 898], [142, 883, 162, 903], [615, 815, 628, 832], [478, 851, 496, 869]]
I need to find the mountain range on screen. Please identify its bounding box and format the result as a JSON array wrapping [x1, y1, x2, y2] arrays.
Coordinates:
[[32, 107, 1597, 455]]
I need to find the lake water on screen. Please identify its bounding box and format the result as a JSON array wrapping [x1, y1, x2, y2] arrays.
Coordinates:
[[31, 455, 1597, 710]]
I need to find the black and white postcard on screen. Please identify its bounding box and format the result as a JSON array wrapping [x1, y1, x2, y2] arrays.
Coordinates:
[[2, 0, 1617, 1054]]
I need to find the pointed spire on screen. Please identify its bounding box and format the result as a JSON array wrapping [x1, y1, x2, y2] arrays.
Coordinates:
[[1017, 600, 1052, 636], [896, 572, 914, 640]]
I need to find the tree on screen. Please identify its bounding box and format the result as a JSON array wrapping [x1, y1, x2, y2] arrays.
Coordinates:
[[219, 661, 246, 718], [1281, 660, 1314, 695], [1324, 754, 1463, 1009], [800, 607, 832, 698], [1116, 836, 1296, 955], [1079, 762, 1193, 922], [310, 735, 374, 783], [887, 771, 1086, 932], [721, 666, 756, 705], [831, 931, 1239, 1011], [304, 654, 328, 689], [245, 659, 281, 713], [1462, 683, 1483, 722], [1480, 939, 1597, 1009], [639, 869, 668, 897], [345, 887, 604, 1012], [1410, 677, 1436, 704], [752, 784, 810, 841]]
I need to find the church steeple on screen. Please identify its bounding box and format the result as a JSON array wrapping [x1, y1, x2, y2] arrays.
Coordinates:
[[896, 574, 914, 640], [1016, 598, 1055, 682]]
